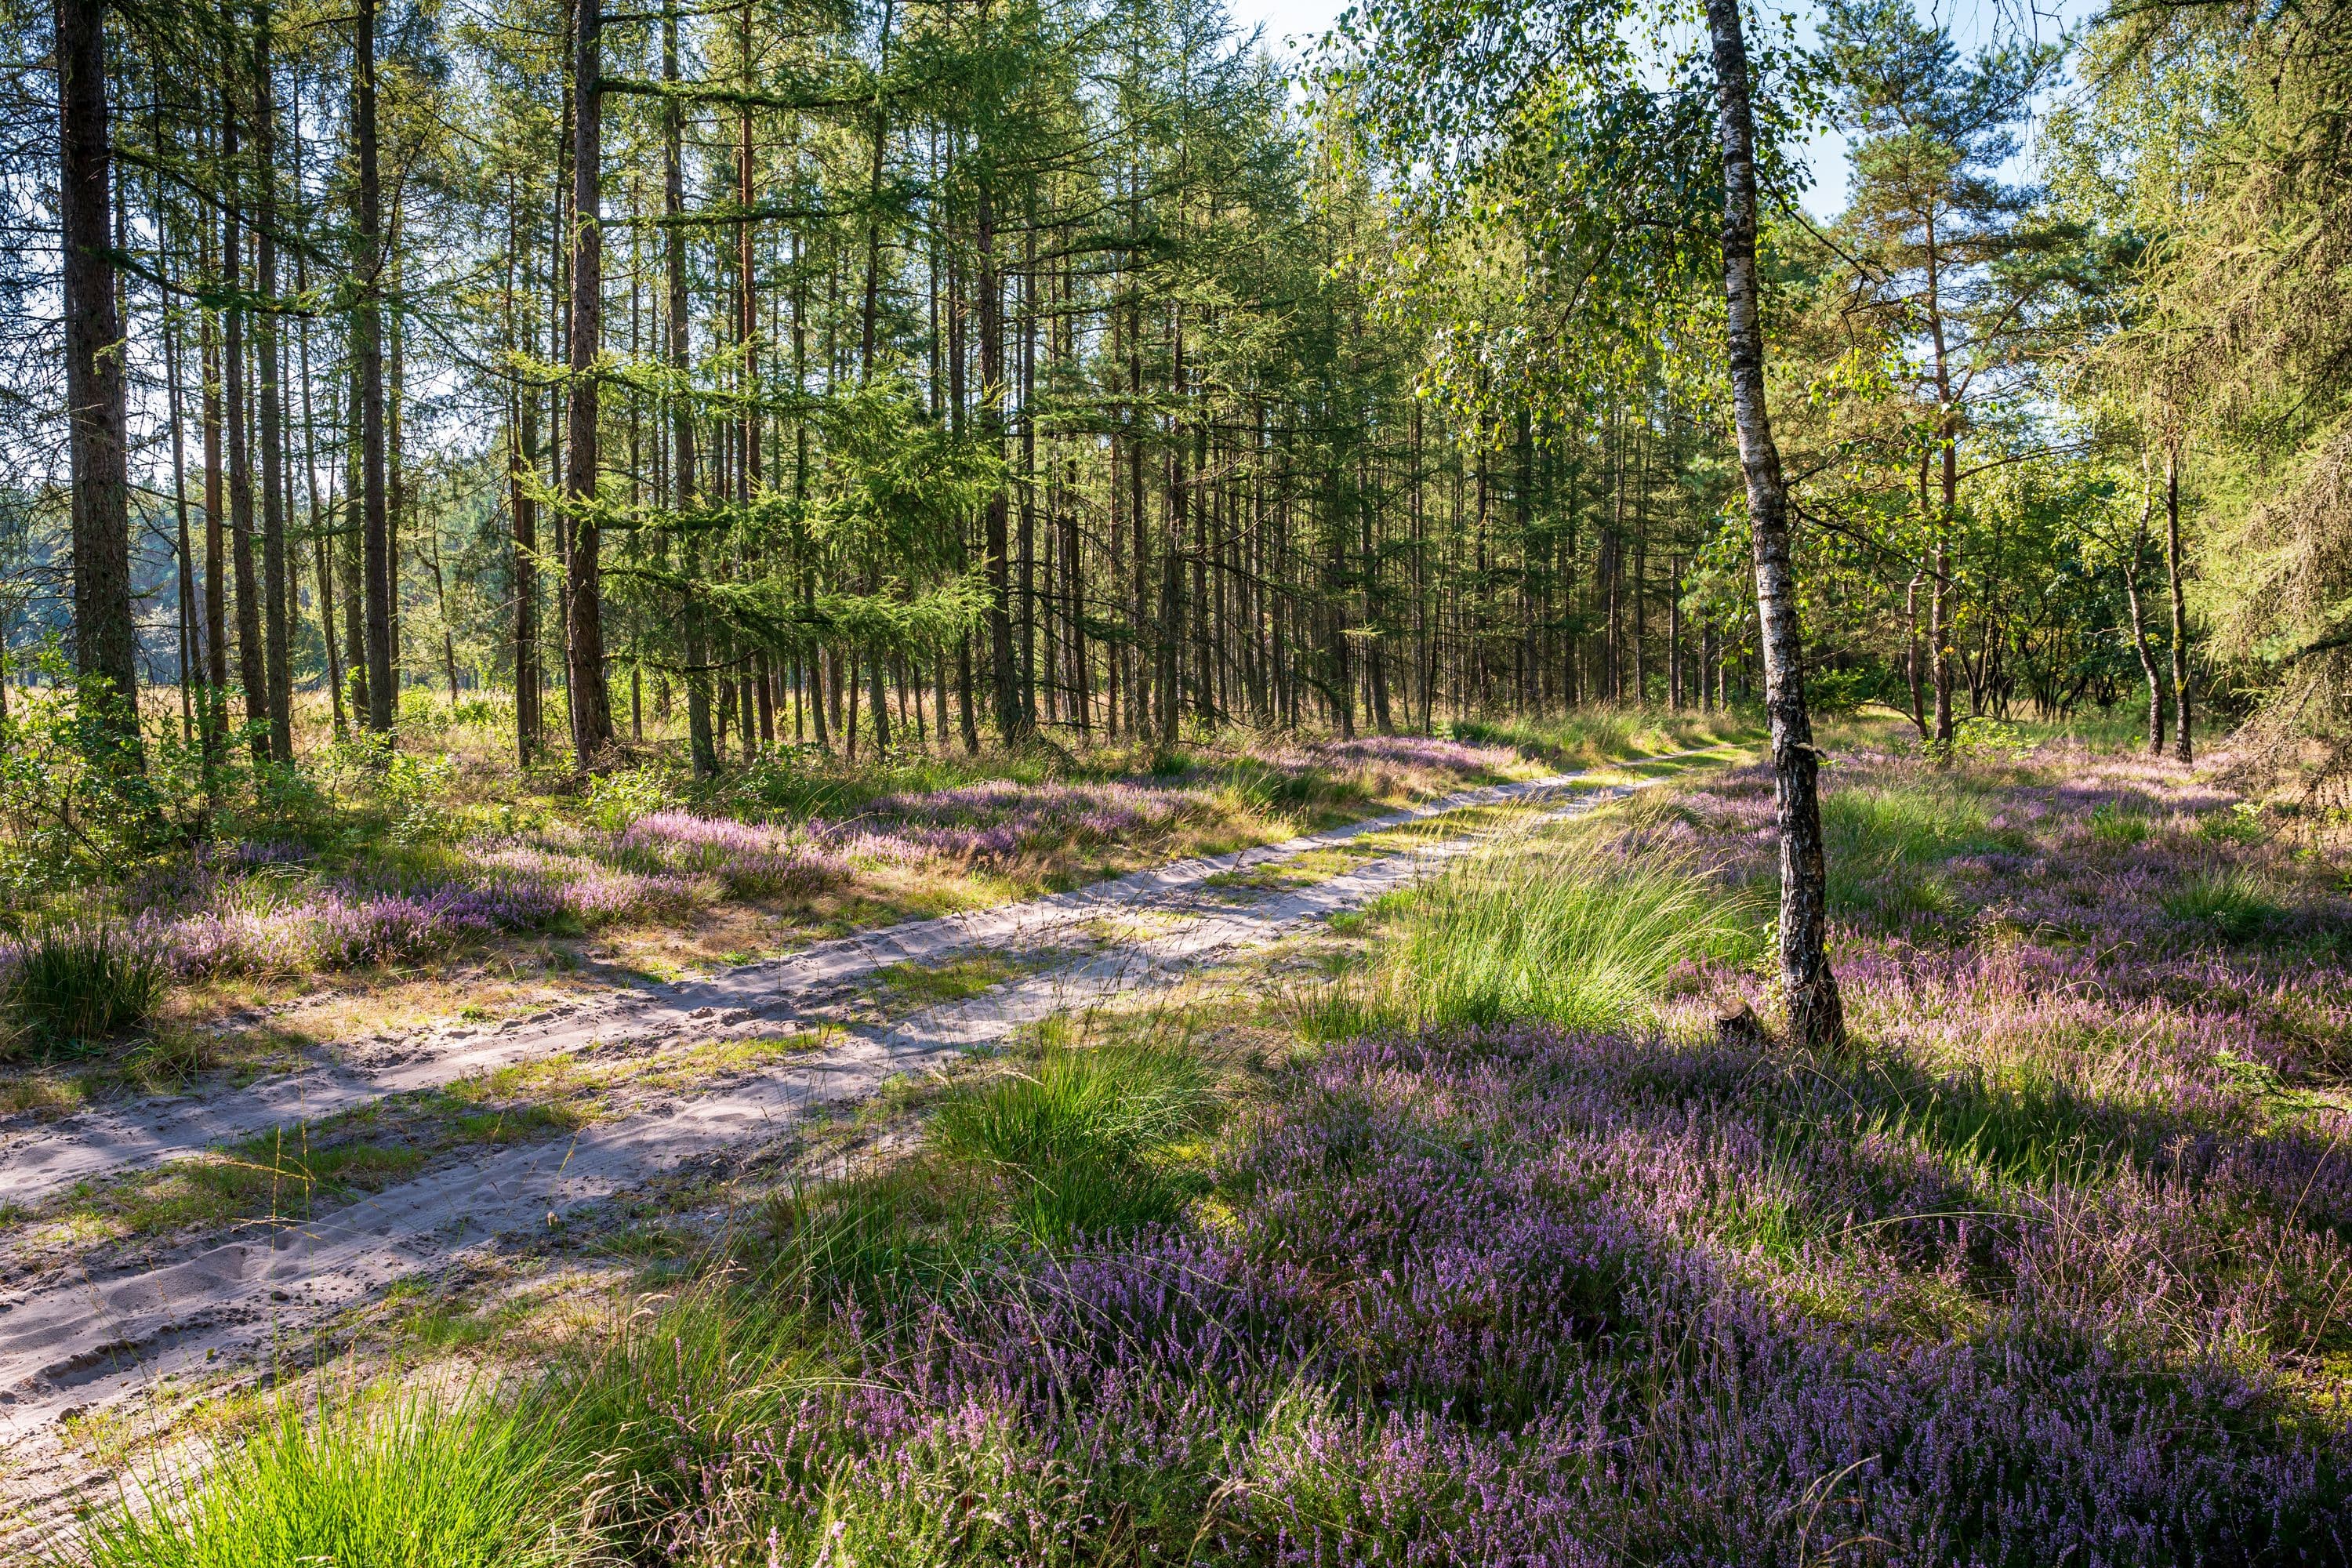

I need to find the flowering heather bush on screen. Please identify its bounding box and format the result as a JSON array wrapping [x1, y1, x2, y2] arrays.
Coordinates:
[[840, 778, 1196, 864], [553, 737, 2352, 1565], [1310, 733, 1523, 778], [86, 732, 1527, 986], [630, 1020, 2351, 1565], [612, 810, 848, 895], [114, 837, 705, 979], [1679, 745, 2352, 1082]]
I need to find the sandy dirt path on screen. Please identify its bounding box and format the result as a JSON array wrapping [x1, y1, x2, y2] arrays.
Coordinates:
[[0, 755, 1709, 1502], [0, 763, 1656, 1210]]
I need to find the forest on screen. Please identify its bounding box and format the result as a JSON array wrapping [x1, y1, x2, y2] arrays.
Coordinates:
[[5, 0, 2352, 1558]]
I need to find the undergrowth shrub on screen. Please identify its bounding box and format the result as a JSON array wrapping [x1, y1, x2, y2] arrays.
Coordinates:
[[0, 659, 201, 895], [580, 766, 678, 833], [1, 921, 164, 1053]]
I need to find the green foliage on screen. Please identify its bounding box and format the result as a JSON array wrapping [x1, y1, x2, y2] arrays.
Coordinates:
[[1951, 717, 2031, 762], [1, 922, 165, 1055], [72, 1392, 589, 1568], [0, 659, 187, 898], [319, 731, 458, 847], [1806, 666, 1889, 716], [581, 766, 678, 833]]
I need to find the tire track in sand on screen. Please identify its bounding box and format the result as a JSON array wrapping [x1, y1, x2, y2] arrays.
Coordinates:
[[0, 756, 1712, 1453]]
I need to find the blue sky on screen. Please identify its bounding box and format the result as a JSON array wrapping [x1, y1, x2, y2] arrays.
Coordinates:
[[1232, 0, 2099, 220]]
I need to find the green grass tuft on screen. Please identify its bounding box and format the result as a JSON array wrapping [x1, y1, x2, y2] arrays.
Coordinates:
[[1820, 780, 2007, 922], [2161, 868, 2285, 939], [2, 922, 165, 1056], [71, 1392, 586, 1568], [2088, 800, 2154, 845], [1305, 840, 1765, 1036], [931, 1039, 1211, 1171], [931, 1040, 1214, 1242]]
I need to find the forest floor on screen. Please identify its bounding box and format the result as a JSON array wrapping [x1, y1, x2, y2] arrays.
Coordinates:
[[0, 711, 1744, 1548], [22, 711, 2352, 1564]]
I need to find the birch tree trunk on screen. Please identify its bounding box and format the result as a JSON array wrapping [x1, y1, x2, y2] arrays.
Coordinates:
[[1703, 0, 1846, 1051], [2165, 443, 2192, 764]]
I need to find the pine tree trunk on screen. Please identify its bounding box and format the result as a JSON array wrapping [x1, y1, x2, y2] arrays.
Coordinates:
[[663, 1, 716, 779], [56, 0, 138, 742], [355, 0, 394, 732], [2122, 491, 2165, 756], [223, 108, 267, 766], [253, 13, 292, 760], [564, 0, 613, 766], [162, 195, 198, 747], [343, 355, 371, 720], [1704, 0, 1845, 1052], [980, 180, 1022, 742], [510, 237, 542, 762], [203, 285, 228, 735]]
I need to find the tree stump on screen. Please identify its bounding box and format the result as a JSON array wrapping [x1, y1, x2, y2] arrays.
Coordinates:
[[1712, 1000, 1771, 1050]]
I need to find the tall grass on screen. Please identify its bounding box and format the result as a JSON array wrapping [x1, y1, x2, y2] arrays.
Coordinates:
[[71, 1392, 585, 1568], [2, 921, 165, 1055], [520, 1282, 826, 1544], [1820, 779, 2005, 921], [1303, 840, 1765, 1036], [750, 1036, 1218, 1304]]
